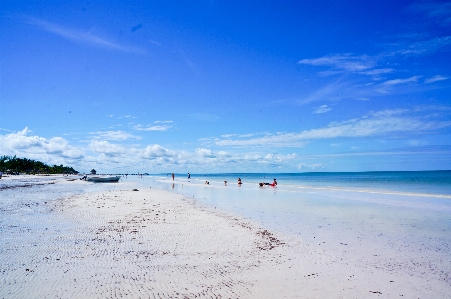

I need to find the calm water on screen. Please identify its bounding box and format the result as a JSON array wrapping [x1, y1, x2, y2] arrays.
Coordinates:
[[163, 171, 451, 195], [129, 171, 451, 281], [130, 171, 451, 241]]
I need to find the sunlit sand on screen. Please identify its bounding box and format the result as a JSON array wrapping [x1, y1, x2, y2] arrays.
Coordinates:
[[1, 175, 449, 298]]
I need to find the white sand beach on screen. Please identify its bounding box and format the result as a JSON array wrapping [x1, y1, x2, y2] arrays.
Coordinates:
[[1, 175, 450, 298]]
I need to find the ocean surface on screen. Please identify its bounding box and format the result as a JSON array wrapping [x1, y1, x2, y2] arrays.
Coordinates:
[[139, 171, 451, 280]]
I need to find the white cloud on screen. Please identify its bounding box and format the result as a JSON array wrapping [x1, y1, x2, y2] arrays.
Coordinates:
[[215, 108, 451, 148], [298, 54, 374, 72], [216, 135, 309, 148], [0, 127, 84, 161], [238, 133, 255, 138], [89, 140, 128, 157], [119, 115, 139, 119], [196, 148, 216, 158], [89, 130, 141, 141], [133, 124, 173, 131], [314, 105, 332, 114], [398, 36, 451, 55], [382, 76, 421, 85], [265, 153, 297, 162], [154, 120, 173, 124], [360, 68, 394, 76], [142, 145, 173, 159], [0, 128, 321, 172], [298, 163, 325, 170], [221, 134, 236, 138], [425, 75, 449, 84]]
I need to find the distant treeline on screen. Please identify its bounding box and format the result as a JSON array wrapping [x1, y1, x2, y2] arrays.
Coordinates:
[[0, 155, 78, 174]]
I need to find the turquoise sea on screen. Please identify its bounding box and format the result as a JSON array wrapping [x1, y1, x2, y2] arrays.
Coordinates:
[[160, 170, 451, 194], [135, 172, 450, 263], [137, 171, 451, 237]]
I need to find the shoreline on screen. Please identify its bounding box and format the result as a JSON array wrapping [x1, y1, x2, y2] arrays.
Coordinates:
[[1, 175, 450, 298]]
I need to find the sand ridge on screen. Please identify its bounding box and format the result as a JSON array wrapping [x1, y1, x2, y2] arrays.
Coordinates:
[[1, 184, 292, 298]]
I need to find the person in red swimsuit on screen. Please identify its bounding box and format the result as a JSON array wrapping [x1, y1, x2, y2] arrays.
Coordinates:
[[259, 179, 277, 187]]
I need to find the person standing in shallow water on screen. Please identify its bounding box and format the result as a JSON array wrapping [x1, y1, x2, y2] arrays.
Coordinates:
[[237, 178, 242, 186], [171, 173, 174, 181], [188, 173, 190, 179]]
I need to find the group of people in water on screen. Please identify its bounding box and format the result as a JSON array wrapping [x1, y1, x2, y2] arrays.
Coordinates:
[[202, 177, 277, 187], [171, 172, 277, 187], [172, 173, 278, 187], [240, 177, 277, 187]]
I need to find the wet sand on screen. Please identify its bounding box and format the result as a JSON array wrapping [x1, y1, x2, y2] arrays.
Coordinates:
[[1, 175, 449, 298]]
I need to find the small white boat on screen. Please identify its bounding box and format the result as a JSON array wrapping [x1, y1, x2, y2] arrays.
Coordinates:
[[86, 176, 120, 183]]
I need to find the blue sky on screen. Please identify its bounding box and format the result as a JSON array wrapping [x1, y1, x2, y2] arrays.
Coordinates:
[[1, 0, 450, 173]]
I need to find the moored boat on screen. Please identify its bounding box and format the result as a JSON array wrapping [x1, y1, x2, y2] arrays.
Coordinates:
[[86, 176, 120, 182]]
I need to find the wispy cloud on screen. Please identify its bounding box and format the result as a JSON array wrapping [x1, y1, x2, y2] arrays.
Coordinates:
[[25, 17, 145, 54], [298, 78, 348, 104], [298, 54, 375, 72], [382, 76, 421, 85], [409, 2, 451, 25], [216, 133, 309, 148], [298, 163, 325, 170], [154, 120, 173, 124], [397, 36, 451, 55], [314, 105, 332, 114], [215, 108, 451, 148], [297, 30, 450, 102], [89, 130, 141, 141], [425, 75, 449, 84], [133, 124, 173, 131], [298, 145, 451, 159], [119, 115, 139, 119], [360, 68, 394, 76]]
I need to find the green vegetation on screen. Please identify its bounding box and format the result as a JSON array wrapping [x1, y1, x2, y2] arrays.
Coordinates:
[[0, 155, 78, 174]]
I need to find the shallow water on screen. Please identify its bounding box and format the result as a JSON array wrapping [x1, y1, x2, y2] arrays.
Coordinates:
[[125, 173, 451, 274], [138, 172, 451, 236]]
